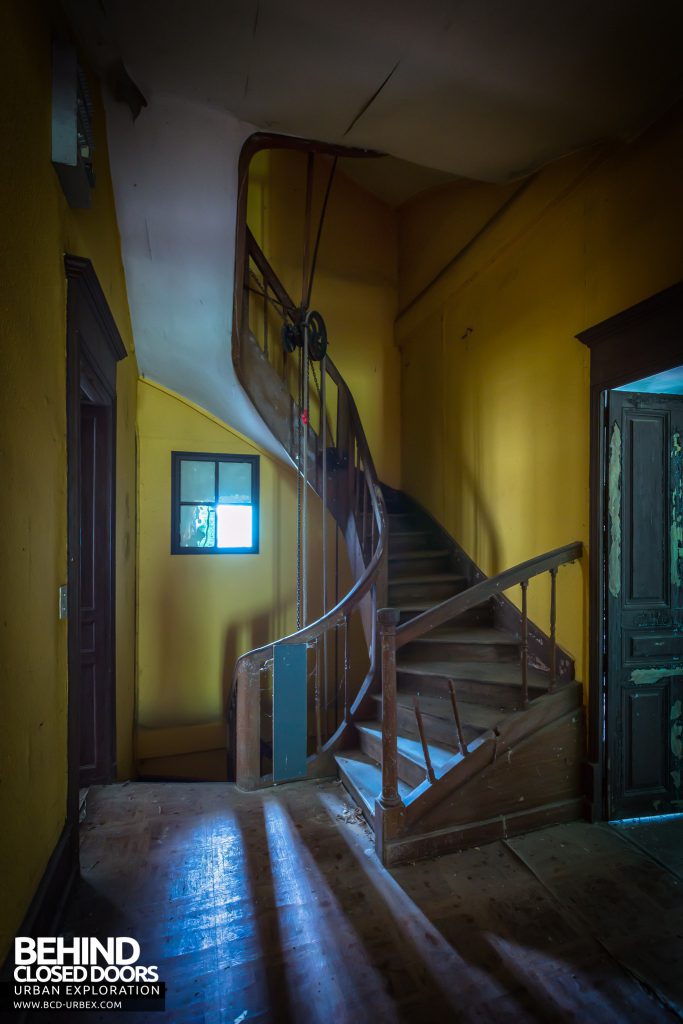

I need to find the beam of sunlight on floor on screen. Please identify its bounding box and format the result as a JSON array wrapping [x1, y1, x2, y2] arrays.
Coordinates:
[[263, 795, 400, 1024]]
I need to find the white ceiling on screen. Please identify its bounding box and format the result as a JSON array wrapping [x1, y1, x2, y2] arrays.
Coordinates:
[[60, 0, 683, 455], [63, 0, 683, 182]]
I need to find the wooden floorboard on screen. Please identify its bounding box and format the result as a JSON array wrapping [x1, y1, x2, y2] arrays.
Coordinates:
[[507, 822, 683, 1019], [610, 817, 683, 881], [28, 782, 681, 1023]]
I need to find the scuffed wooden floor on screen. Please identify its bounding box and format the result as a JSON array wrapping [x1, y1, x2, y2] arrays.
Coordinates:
[[42, 782, 682, 1023]]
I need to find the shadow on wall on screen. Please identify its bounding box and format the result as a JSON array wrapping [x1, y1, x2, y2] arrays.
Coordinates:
[[403, 312, 503, 575], [452, 456, 503, 576], [221, 609, 274, 756]]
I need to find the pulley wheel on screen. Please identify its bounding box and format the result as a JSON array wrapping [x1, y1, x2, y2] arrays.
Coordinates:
[[305, 310, 328, 361]]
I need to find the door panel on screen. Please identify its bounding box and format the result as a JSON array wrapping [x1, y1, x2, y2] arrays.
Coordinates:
[[607, 391, 683, 818], [79, 402, 114, 785]]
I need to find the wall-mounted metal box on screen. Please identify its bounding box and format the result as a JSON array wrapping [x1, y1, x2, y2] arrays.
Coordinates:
[[52, 39, 95, 209]]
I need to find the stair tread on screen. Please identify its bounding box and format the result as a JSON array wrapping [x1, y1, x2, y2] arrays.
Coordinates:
[[356, 721, 456, 766], [411, 626, 517, 646], [371, 692, 508, 728], [389, 530, 431, 539], [396, 599, 491, 613], [388, 548, 449, 561], [335, 751, 412, 805], [397, 659, 550, 689], [390, 573, 466, 585]]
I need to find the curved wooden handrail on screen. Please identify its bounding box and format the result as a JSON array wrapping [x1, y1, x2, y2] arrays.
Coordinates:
[[396, 541, 583, 649], [231, 211, 389, 787], [375, 540, 584, 821], [235, 492, 386, 668]]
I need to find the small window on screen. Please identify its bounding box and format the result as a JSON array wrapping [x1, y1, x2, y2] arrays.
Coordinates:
[[171, 452, 259, 554]]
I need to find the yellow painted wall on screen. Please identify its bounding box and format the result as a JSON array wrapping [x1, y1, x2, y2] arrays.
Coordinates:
[[248, 149, 401, 487], [0, 1, 137, 959], [397, 109, 683, 687], [136, 380, 360, 773]]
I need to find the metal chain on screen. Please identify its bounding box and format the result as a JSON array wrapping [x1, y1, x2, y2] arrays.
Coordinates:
[[296, 344, 303, 630], [310, 358, 321, 397]]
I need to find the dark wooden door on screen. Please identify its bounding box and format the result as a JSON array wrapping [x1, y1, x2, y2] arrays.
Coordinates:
[[79, 402, 114, 785], [606, 391, 683, 819]]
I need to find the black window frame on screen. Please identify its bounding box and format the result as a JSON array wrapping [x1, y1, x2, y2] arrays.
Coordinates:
[[170, 451, 260, 555]]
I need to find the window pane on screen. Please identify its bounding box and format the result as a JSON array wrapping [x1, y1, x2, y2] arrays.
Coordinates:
[[180, 505, 216, 548], [218, 461, 252, 504], [217, 504, 252, 548], [180, 460, 215, 502]]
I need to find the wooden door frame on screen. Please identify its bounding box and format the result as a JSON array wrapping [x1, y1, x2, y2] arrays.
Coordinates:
[[577, 280, 683, 820], [65, 255, 127, 836]]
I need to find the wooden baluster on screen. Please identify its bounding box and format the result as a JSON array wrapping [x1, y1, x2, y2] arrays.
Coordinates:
[[343, 613, 350, 720], [313, 638, 322, 752], [263, 281, 268, 358], [321, 361, 328, 724], [362, 480, 368, 561], [346, 430, 354, 525], [235, 659, 262, 791], [549, 567, 558, 692], [447, 680, 469, 756], [520, 579, 529, 707], [413, 697, 436, 783], [334, 526, 340, 727], [378, 609, 402, 805]]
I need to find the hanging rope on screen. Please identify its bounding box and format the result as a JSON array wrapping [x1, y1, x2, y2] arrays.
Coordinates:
[[305, 156, 338, 311]]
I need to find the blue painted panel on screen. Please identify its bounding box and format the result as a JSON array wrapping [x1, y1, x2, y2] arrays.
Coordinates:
[[273, 643, 308, 783]]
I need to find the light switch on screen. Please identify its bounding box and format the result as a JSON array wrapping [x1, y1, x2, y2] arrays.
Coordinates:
[[59, 585, 68, 619]]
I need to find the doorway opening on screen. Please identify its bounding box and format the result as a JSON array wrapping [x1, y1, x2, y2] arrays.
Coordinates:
[[65, 256, 127, 844], [577, 284, 683, 822], [77, 392, 115, 786], [602, 379, 683, 820]]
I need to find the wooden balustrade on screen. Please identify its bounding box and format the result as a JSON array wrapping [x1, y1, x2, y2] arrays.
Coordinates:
[[232, 224, 389, 790], [374, 543, 582, 818]]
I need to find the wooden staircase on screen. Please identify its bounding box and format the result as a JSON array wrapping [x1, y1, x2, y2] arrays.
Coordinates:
[[230, 157, 585, 867], [335, 489, 585, 866]]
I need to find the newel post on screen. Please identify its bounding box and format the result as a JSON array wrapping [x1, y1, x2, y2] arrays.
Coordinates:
[[375, 608, 404, 863], [235, 660, 261, 791]]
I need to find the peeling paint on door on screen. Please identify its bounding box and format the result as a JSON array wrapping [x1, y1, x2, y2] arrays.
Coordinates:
[[672, 432, 683, 587], [630, 667, 681, 685], [672, 698, 683, 759], [608, 421, 621, 598], [672, 727, 683, 759]]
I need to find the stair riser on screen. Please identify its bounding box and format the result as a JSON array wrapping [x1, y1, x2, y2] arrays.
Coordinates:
[[389, 554, 452, 576], [397, 605, 494, 627], [336, 763, 375, 826], [397, 671, 545, 710], [358, 729, 430, 789], [388, 514, 421, 531], [401, 640, 520, 664], [395, 704, 480, 750], [389, 580, 466, 603], [389, 533, 438, 554]]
